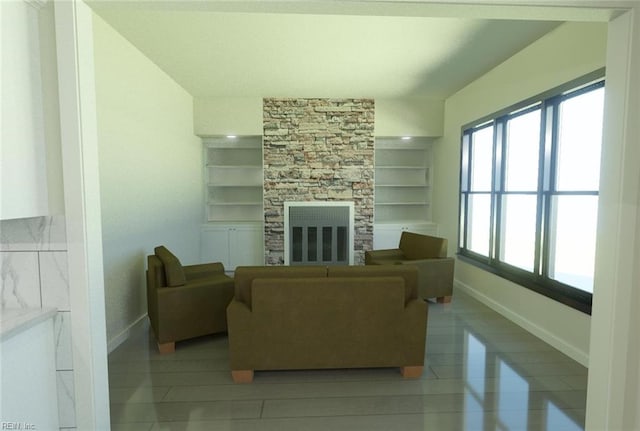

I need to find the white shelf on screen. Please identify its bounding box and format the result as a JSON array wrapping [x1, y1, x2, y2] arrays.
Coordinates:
[[206, 206, 264, 222], [374, 137, 433, 224], [203, 136, 263, 222], [376, 202, 429, 206], [207, 164, 261, 169], [208, 202, 262, 206], [377, 184, 430, 187], [375, 205, 430, 223], [375, 165, 429, 169], [373, 221, 439, 249]]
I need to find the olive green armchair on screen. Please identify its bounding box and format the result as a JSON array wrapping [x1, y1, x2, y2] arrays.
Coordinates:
[[365, 231, 455, 303], [146, 245, 234, 353]]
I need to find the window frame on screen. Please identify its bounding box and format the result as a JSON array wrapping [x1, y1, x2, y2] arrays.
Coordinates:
[[458, 70, 605, 314]]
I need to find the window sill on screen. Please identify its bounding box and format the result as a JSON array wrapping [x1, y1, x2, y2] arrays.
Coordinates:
[[456, 252, 592, 315]]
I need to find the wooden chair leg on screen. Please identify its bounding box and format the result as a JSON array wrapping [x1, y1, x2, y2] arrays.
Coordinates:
[[231, 370, 254, 383], [157, 341, 175, 354], [400, 366, 423, 378], [437, 295, 452, 304]]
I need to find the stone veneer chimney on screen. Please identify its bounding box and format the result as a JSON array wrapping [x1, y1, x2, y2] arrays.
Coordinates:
[[263, 98, 374, 265]]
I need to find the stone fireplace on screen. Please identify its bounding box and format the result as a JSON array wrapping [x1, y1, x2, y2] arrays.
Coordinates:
[[263, 98, 374, 265]]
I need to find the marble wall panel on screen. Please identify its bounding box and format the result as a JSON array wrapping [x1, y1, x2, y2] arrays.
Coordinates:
[[56, 370, 76, 428], [40, 251, 70, 311], [0, 215, 75, 430], [54, 312, 73, 371], [1, 251, 41, 308], [0, 215, 67, 251]]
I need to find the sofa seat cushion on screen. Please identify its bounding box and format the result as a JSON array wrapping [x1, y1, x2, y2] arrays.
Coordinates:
[[154, 246, 186, 287]]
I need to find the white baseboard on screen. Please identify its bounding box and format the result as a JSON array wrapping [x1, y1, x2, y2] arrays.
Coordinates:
[[454, 280, 589, 367], [107, 314, 148, 354]]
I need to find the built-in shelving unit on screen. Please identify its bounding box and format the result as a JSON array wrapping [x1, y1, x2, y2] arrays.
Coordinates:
[[203, 136, 263, 222], [374, 137, 433, 224]]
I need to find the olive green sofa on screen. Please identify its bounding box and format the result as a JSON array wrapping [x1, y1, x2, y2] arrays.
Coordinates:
[[146, 246, 234, 353], [365, 231, 455, 303], [226, 265, 427, 383]]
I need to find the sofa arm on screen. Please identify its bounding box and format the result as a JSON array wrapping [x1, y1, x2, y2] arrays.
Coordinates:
[[227, 300, 254, 370], [400, 298, 428, 365], [365, 248, 405, 264], [184, 262, 226, 280]]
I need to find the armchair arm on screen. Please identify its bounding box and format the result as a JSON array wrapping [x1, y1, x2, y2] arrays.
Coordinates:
[[402, 256, 452, 265], [400, 257, 455, 299], [184, 262, 226, 280], [365, 248, 405, 264], [154, 278, 233, 343]]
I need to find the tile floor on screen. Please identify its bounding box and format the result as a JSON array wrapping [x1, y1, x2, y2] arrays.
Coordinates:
[[108, 290, 588, 430]]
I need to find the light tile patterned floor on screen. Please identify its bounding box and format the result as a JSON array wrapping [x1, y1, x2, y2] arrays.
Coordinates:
[[109, 290, 587, 430]]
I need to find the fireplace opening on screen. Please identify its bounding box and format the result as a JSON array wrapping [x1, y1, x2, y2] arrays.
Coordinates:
[[284, 202, 354, 266]]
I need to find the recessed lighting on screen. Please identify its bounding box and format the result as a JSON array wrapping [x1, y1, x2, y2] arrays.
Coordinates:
[[401, 136, 411, 140], [226, 135, 237, 139]]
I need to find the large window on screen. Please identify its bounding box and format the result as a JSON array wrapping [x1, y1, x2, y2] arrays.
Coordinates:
[[459, 76, 604, 313]]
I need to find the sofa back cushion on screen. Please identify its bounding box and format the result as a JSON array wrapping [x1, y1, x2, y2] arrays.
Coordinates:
[[154, 246, 186, 287], [327, 265, 418, 304], [399, 232, 448, 260], [234, 265, 328, 308]]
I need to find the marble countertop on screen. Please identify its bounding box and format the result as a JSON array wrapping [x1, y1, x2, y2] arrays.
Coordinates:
[[1, 307, 57, 342]]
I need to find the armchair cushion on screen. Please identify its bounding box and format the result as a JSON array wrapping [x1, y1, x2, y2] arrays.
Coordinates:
[[154, 245, 186, 287]]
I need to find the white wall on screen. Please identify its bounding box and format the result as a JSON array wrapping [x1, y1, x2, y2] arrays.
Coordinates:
[[194, 96, 444, 137], [194, 97, 263, 136], [92, 13, 202, 347], [432, 21, 608, 365], [375, 97, 443, 137], [586, 9, 640, 429]]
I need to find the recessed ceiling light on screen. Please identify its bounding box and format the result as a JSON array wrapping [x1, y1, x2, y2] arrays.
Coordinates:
[[401, 136, 411, 140], [226, 135, 237, 139]]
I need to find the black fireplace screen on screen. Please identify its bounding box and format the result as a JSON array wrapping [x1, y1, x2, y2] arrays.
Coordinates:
[[288, 206, 350, 265]]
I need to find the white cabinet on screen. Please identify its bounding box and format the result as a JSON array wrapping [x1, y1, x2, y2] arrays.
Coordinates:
[[203, 136, 263, 222], [1, 0, 49, 219], [201, 223, 264, 270], [374, 137, 433, 224], [1, 308, 59, 429], [373, 222, 439, 249]]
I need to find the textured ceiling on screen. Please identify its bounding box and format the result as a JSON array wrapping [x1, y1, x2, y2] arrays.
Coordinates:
[[89, 2, 562, 99]]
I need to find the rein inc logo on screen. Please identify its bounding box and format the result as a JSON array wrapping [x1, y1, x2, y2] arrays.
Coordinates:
[[1, 423, 35, 430]]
